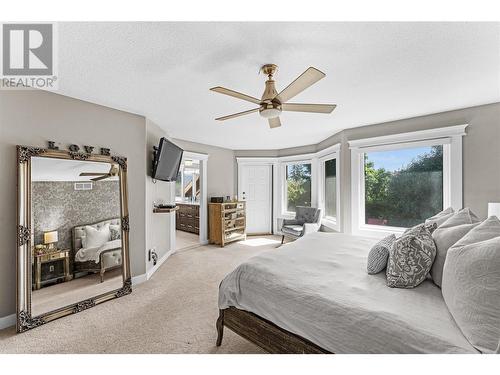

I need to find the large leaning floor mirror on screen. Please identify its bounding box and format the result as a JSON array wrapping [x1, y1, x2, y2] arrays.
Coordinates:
[[16, 146, 132, 332]]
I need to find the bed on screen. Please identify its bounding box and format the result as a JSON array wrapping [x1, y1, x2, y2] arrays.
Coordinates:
[[72, 218, 123, 282], [217, 232, 478, 354]]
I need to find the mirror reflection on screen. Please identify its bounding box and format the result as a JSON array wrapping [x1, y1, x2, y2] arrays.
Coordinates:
[[31, 157, 124, 316]]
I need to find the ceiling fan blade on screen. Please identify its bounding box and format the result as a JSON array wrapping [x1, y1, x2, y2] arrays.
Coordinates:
[[276, 67, 326, 103], [268, 117, 281, 129], [210, 86, 261, 105], [91, 175, 111, 182], [215, 108, 259, 121], [282, 103, 336, 113], [80, 172, 106, 176]]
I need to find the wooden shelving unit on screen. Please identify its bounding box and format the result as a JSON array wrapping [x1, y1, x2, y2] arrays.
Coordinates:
[[208, 201, 246, 247]]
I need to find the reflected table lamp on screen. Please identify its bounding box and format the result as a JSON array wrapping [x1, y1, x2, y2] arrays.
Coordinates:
[[488, 203, 500, 219], [44, 230, 58, 251]]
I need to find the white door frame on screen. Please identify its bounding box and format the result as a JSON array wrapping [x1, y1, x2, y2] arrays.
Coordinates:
[[237, 159, 274, 234]]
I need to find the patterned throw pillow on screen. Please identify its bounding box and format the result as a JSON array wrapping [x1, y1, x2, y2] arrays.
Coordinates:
[[367, 234, 396, 274], [110, 224, 121, 241], [403, 222, 438, 235], [386, 225, 437, 288]]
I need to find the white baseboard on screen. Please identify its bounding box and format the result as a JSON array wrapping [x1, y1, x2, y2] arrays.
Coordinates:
[[131, 273, 147, 286], [146, 249, 173, 280], [0, 313, 16, 330]]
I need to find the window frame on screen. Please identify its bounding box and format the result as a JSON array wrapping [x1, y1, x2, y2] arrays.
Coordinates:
[[349, 125, 467, 238], [175, 158, 201, 203], [318, 152, 340, 232], [282, 160, 314, 216]]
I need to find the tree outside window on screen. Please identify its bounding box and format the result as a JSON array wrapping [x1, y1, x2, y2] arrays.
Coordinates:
[[364, 145, 443, 228], [286, 163, 312, 212]]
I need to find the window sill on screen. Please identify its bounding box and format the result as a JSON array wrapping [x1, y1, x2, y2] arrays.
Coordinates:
[[321, 217, 339, 232], [354, 224, 406, 239]]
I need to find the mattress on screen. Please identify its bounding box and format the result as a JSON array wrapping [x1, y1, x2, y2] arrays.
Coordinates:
[[219, 232, 478, 353]]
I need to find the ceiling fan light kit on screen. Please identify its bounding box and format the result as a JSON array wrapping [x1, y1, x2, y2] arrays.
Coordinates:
[[210, 64, 336, 128]]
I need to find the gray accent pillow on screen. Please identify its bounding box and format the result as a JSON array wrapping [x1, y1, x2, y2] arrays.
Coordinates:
[[386, 225, 437, 288], [442, 216, 500, 353], [367, 234, 396, 274], [110, 224, 121, 241], [430, 208, 481, 287], [425, 207, 454, 228]]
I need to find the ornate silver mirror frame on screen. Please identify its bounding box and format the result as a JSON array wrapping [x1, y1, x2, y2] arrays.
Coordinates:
[[16, 145, 132, 333]]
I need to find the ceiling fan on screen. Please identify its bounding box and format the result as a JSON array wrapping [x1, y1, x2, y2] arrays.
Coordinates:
[[79, 164, 119, 181], [210, 64, 336, 129]]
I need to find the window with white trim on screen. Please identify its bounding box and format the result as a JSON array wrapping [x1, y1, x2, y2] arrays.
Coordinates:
[[350, 125, 467, 236], [175, 159, 200, 203], [318, 153, 340, 230], [284, 162, 312, 213], [324, 158, 337, 218]]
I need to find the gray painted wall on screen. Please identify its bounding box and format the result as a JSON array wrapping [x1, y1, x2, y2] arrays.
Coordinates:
[[172, 138, 236, 199], [0, 89, 147, 318]]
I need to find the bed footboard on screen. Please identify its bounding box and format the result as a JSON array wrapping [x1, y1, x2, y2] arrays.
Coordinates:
[[216, 307, 330, 354]]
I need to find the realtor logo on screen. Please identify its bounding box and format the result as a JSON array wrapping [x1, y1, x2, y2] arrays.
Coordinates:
[[1, 23, 58, 89]]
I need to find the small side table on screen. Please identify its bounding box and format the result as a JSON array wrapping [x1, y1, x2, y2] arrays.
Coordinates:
[[33, 249, 71, 290]]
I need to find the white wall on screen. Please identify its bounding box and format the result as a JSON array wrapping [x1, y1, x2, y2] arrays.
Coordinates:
[[0, 89, 147, 318], [145, 120, 175, 272]]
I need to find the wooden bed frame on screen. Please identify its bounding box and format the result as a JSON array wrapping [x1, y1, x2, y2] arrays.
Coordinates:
[[216, 307, 331, 354]]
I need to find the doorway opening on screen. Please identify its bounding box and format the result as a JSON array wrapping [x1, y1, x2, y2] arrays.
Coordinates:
[[175, 152, 208, 251]]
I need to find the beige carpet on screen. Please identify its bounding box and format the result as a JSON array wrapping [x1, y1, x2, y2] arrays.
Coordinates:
[[0, 236, 282, 353], [175, 230, 200, 251]]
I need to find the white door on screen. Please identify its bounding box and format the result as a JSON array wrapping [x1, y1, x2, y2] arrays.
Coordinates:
[[239, 164, 272, 234]]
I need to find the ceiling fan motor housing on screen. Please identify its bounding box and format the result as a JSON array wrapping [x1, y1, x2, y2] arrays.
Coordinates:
[[260, 71, 281, 118]]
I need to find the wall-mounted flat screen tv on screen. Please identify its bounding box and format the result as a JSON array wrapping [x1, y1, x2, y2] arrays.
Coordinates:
[[152, 138, 183, 182]]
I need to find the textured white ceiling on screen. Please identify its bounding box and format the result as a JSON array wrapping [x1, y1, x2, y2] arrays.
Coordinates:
[[55, 22, 500, 150]]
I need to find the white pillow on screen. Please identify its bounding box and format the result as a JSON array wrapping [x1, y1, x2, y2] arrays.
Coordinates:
[[425, 207, 454, 228], [84, 223, 110, 248], [430, 208, 480, 287], [442, 216, 500, 353]]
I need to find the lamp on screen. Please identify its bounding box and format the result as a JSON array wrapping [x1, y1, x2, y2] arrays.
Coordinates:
[[43, 230, 58, 250], [487, 203, 500, 219]]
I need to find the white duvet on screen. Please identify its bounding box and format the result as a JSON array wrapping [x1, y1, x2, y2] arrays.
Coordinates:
[[219, 232, 478, 354], [75, 239, 122, 263]]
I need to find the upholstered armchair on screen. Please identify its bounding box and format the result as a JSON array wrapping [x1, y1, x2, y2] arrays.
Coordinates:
[[280, 206, 322, 244]]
